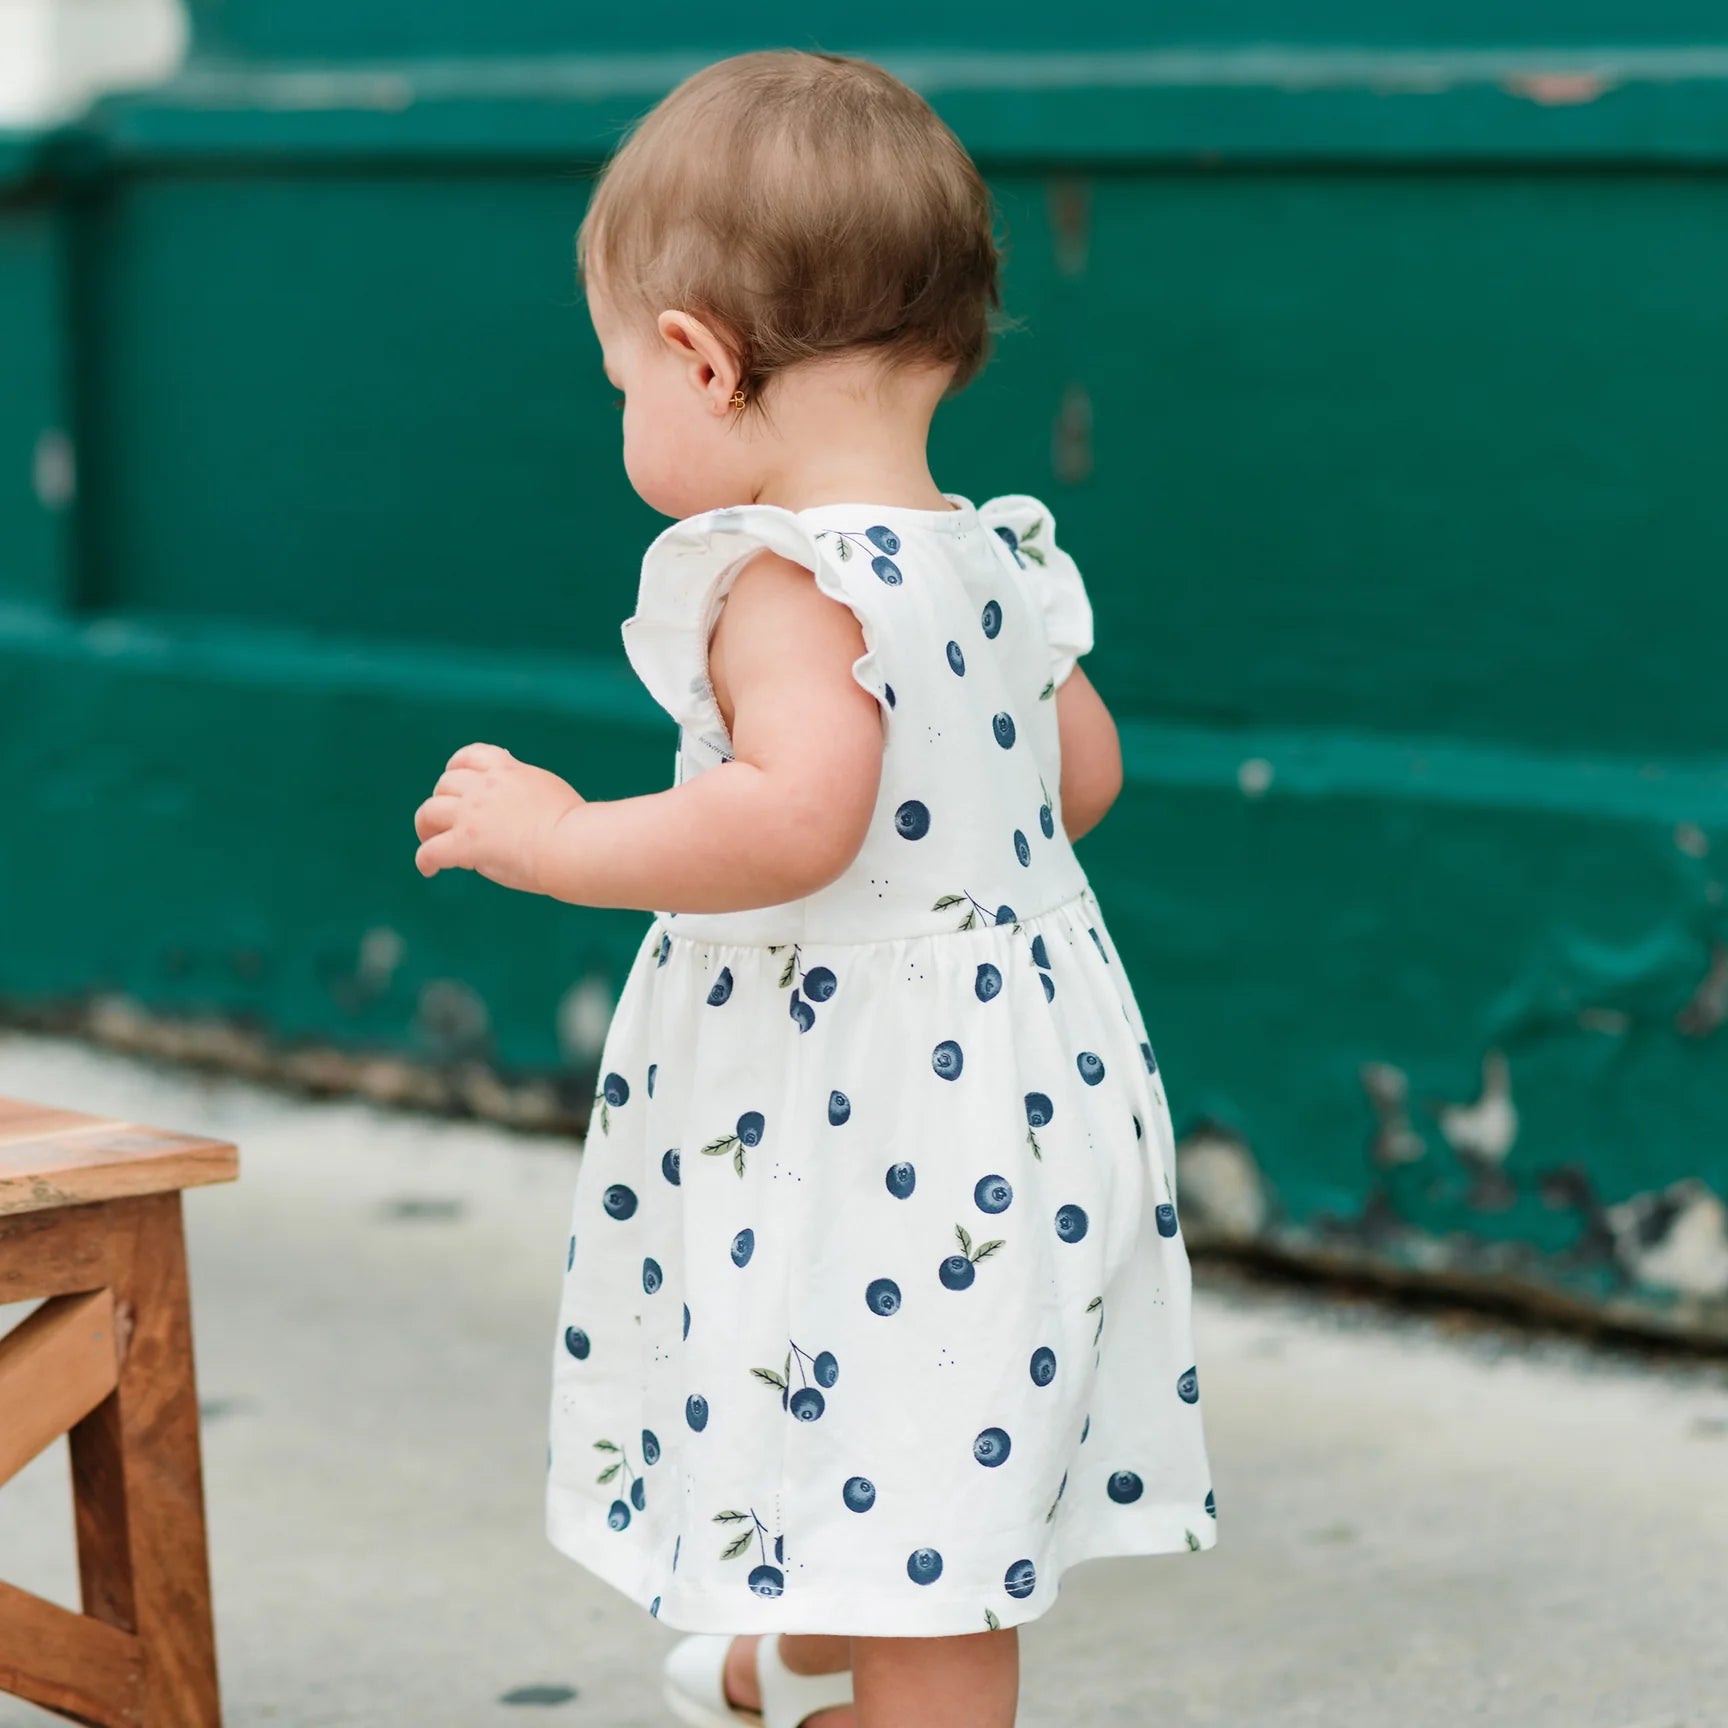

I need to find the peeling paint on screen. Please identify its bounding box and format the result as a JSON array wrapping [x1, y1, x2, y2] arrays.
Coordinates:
[[1050, 382, 1092, 486], [1045, 176, 1090, 279]]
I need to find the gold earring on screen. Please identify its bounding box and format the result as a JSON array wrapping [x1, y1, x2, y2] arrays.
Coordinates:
[[729, 388, 747, 411]]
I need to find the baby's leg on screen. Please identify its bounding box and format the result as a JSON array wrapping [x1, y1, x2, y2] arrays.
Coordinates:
[[852, 1628, 1018, 1728], [723, 1634, 852, 1723]]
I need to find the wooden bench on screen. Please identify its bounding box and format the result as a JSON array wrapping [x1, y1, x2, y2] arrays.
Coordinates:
[[0, 1096, 237, 1727]]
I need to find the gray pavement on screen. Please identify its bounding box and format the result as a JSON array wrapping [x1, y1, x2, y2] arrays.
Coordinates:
[[1, 1029, 1724, 1728]]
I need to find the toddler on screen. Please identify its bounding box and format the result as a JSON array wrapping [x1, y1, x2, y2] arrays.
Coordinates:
[[414, 48, 1216, 1728]]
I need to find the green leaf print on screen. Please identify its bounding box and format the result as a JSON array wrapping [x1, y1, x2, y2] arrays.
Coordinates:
[[713, 1510, 752, 1524], [593, 1440, 620, 1453], [1026, 1126, 1043, 1161], [985, 1609, 1001, 1631], [596, 1461, 621, 1485], [721, 1528, 755, 1561], [932, 894, 967, 912], [959, 908, 978, 932], [751, 1367, 789, 1391], [1038, 679, 1056, 701], [955, 1223, 973, 1256], [778, 951, 797, 989], [1185, 1530, 1201, 1552], [1022, 544, 1047, 567], [1022, 517, 1043, 542], [972, 1239, 1005, 1263]]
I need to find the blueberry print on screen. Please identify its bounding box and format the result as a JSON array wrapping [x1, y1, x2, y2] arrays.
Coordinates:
[[939, 1222, 1004, 1290], [650, 1596, 661, 1617], [701, 1110, 765, 1177], [547, 496, 1214, 1628], [1205, 1488, 1217, 1518], [1055, 1204, 1090, 1243], [931, 1039, 964, 1080]]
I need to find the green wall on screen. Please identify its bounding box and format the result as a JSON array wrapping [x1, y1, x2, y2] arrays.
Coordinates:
[[4, 15, 1727, 1338]]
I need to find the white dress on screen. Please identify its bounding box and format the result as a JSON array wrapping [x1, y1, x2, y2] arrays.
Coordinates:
[[545, 493, 1217, 1637]]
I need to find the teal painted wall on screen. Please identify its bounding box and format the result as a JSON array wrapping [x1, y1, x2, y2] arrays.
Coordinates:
[[4, 13, 1727, 1335]]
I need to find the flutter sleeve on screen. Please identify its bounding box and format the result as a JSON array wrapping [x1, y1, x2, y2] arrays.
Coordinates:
[[977, 494, 1095, 691]]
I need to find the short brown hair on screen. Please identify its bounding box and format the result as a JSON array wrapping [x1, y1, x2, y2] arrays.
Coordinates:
[[579, 51, 1001, 404]]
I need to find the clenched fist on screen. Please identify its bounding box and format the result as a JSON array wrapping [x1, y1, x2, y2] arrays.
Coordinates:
[[413, 742, 583, 896]]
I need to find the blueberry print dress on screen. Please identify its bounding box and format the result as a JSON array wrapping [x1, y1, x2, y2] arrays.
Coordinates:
[[546, 494, 1217, 1636]]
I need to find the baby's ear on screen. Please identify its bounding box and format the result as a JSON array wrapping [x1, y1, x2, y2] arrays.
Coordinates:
[[655, 309, 742, 415]]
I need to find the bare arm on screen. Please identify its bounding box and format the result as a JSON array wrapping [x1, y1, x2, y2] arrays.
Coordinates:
[[1055, 663, 1123, 841], [413, 552, 884, 912]]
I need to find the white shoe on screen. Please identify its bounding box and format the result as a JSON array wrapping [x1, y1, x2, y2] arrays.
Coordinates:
[[662, 1633, 854, 1728]]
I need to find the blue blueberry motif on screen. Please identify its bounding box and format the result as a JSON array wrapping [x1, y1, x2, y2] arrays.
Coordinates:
[[885, 1162, 917, 1199], [992, 712, 1016, 749], [564, 1326, 590, 1360], [843, 1476, 876, 1513], [939, 1255, 975, 1291], [748, 1564, 786, 1597], [685, 1394, 709, 1431], [732, 1228, 755, 1268], [1040, 974, 1055, 1003], [884, 683, 896, 707], [630, 1476, 646, 1512], [895, 800, 930, 840], [974, 1174, 1013, 1214], [995, 904, 1016, 925], [803, 966, 837, 1002], [1089, 928, 1108, 962], [1004, 1558, 1036, 1599], [789, 1388, 825, 1422], [907, 1549, 944, 1585], [1141, 1042, 1158, 1075], [1155, 1202, 1179, 1237], [1081, 1415, 1091, 1443], [1055, 1203, 1089, 1243], [1077, 1051, 1106, 1085], [650, 1596, 661, 1617], [973, 1427, 1011, 1467], [1024, 1093, 1054, 1128], [662, 1148, 681, 1185], [1133, 1113, 1143, 1141], [642, 1257, 663, 1294], [789, 991, 815, 1033], [1107, 1470, 1145, 1504], [865, 1277, 902, 1316], [608, 1500, 631, 1530], [1014, 830, 1030, 867], [774, 1535, 785, 1564], [682, 1303, 691, 1340], [975, 963, 1002, 1002], [828, 1090, 851, 1126], [602, 1072, 629, 1107], [872, 556, 902, 586], [993, 524, 1019, 556], [931, 1039, 964, 1080], [813, 1350, 839, 1388], [566, 1235, 574, 1271], [1039, 803, 1054, 839], [647, 1062, 657, 1097], [1205, 1487, 1217, 1518], [1029, 1346, 1056, 1386], [737, 1111, 765, 1147], [707, 968, 734, 1006], [1177, 1366, 1199, 1403], [946, 641, 966, 676], [603, 1184, 638, 1221], [656, 934, 670, 967], [642, 1429, 660, 1466], [1030, 935, 1050, 970], [866, 525, 901, 555], [981, 598, 1002, 639]]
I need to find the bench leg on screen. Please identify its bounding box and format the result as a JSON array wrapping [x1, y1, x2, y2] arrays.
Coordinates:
[[69, 1191, 222, 1728]]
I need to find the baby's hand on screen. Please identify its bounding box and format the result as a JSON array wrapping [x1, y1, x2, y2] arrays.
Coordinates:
[[413, 742, 583, 896]]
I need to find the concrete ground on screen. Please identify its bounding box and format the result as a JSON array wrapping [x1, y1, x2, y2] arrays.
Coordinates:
[[1, 1029, 1723, 1728]]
